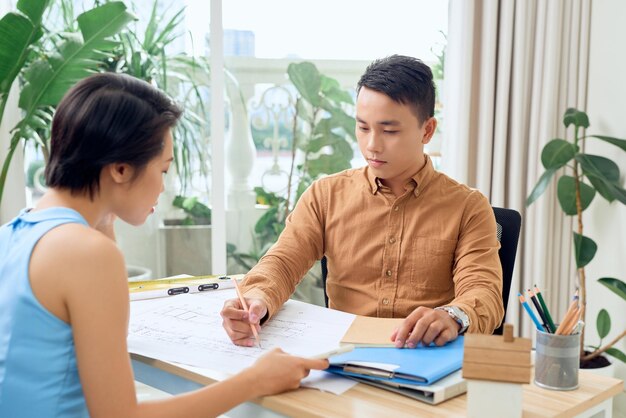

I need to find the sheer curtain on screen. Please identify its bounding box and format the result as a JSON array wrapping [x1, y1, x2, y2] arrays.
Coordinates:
[[441, 0, 591, 336]]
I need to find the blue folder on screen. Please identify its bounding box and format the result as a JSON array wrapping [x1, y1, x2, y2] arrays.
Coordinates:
[[328, 336, 464, 386]]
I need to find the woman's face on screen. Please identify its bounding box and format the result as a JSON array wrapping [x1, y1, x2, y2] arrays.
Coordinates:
[[118, 129, 174, 226]]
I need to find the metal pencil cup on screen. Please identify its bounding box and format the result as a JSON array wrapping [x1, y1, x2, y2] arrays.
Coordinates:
[[534, 329, 580, 390]]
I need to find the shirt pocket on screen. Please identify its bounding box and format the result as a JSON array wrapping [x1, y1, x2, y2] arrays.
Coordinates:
[[409, 237, 457, 290]]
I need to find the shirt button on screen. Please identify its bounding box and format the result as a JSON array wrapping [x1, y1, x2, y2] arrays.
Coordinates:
[[382, 298, 390, 305], [393, 206, 399, 212], [385, 270, 392, 277], [389, 237, 396, 244]]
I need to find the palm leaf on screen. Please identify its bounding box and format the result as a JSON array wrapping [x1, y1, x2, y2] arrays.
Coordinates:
[[19, 2, 136, 112], [0, 0, 50, 102]]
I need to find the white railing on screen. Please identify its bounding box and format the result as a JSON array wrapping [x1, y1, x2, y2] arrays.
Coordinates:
[[222, 57, 370, 255]]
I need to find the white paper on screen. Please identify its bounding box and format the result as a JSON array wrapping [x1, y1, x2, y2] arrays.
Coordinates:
[[128, 289, 358, 394]]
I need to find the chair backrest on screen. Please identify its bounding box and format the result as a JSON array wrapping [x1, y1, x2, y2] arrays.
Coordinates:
[[491, 207, 521, 335], [321, 207, 522, 335]]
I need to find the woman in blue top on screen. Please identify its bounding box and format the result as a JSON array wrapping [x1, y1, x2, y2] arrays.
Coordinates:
[[0, 73, 327, 418]]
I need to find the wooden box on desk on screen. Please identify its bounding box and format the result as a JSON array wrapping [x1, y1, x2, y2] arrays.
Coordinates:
[[463, 324, 531, 418]]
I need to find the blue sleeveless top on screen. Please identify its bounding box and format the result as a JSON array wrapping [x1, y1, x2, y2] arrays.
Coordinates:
[[0, 207, 89, 418]]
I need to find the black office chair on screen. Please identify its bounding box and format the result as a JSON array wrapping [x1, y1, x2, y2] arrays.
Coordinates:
[[321, 207, 521, 335]]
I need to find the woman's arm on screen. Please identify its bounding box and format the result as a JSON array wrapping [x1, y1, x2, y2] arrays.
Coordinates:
[[34, 224, 326, 418]]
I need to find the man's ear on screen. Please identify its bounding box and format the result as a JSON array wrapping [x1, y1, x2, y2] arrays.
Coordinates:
[[107, 162, 135, 185], [421, 117, 438, 145]]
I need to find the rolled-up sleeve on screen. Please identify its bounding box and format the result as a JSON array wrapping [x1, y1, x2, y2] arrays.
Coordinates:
[[447, 192, 504, 333]]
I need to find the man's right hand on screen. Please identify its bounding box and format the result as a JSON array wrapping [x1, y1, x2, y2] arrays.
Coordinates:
[[220, 297, 268, 346]]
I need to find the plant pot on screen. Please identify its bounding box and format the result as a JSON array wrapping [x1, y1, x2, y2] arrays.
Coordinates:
[[580, 351, 616, 377], [159, 220, 212, 277], [127, 265, 152, 282]]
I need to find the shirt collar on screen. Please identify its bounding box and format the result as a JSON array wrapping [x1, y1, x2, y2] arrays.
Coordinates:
[[366, 154, 435, 197]]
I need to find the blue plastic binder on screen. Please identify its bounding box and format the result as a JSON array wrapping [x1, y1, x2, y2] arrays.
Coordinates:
[[328, 336, 464, 386]]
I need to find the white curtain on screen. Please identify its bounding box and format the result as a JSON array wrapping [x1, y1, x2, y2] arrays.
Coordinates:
[[441, 0, 591, 337]]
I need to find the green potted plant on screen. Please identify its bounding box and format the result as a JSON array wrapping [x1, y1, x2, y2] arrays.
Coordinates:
[[228, 62, 356, 305], [0, 0, 136, 205], [527, 108, 626, 367]]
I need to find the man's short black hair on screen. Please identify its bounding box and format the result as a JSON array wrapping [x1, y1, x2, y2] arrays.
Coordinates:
[[45, 72, 182, 199], [357, 55, 436, 123]]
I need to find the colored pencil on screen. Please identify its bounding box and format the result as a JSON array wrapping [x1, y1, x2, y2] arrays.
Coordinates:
[[518, 293, 544, 331], [528, 289, 552, 333], [555, 294, 579, 335], [534, 285, 557, 333]]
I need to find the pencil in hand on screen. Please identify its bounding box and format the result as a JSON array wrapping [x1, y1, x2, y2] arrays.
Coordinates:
[[232, 276, 262, 348]]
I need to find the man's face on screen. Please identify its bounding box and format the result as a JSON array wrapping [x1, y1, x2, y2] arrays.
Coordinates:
[[355, 87, 435, 186]]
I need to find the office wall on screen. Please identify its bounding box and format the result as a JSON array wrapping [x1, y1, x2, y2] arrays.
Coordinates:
[[586, 0, 626, 412]]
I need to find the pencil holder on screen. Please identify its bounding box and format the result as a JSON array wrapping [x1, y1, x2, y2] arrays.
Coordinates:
[[534, 329, 580, 390]]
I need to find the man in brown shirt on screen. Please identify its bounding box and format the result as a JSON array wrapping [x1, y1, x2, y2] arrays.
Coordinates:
[[221, 55, 504, 348]]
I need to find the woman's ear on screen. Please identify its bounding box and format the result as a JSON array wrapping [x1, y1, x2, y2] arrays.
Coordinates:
[[106, 162, 135, 185], [421, 117, 438, 145]]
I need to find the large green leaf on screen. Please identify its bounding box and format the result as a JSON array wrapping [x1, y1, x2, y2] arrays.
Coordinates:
[[526, 169, 556, 206], [288, 62, 321, 106], [19, 2, 136, 111], [573, 232, 597, 268], [598, 277, 626, 301], [307, 153, 352, 178], [320, 75, 353, 105], [0, 0, 49, 95], [576, 154, 620, 183], [541, 139, 577, 169], [596, 309, 610, 339], [328, 108, 356, 140], [585, 174, 616, 203], [557, 176, 595, 215], [563, 108, 589, 129], [609, 184, 626, 205], [588, 135, 626, 152], [605, 347, 626, 364], [17, 0, 49, 23]]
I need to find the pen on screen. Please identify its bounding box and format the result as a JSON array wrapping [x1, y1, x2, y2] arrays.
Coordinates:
[[527, 289, 552, 333], [232, 276, 262, 348], [518, 293, 544, 331], [534, 285, 557, 333], [310, 344, 355, 359]]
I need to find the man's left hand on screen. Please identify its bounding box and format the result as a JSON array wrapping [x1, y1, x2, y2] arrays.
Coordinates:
[[390, 306, 460, 348]]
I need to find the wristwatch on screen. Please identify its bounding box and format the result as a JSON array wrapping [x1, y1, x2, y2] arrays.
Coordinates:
[[435, 306, 470, 334]]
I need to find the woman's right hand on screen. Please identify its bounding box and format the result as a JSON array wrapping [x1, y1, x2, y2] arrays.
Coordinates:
[[244, 348, 329, 397]]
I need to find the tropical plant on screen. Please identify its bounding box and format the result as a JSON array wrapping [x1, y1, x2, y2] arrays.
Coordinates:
[[526, 108, 626, 365], [106, 0, 211, 195], [0, 0, 136, 205], [171, 195, 211, 226], [229, 62, 356, 271]]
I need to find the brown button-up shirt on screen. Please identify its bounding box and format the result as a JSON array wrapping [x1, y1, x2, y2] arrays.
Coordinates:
[[242, 155, 504, 333]]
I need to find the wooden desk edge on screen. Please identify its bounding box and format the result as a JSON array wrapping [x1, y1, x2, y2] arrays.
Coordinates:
[[131, 353, 625, 418]]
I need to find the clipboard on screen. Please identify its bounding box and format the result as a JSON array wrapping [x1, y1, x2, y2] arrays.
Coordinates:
[[129, 274, 242, 301]]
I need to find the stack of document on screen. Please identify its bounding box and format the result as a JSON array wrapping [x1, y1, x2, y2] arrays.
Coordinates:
[[327, 315, 466, 404]]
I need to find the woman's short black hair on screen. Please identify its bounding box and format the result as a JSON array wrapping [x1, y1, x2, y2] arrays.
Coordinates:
[[357, 55, 436, 123], [45, 72, 182, 198]]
